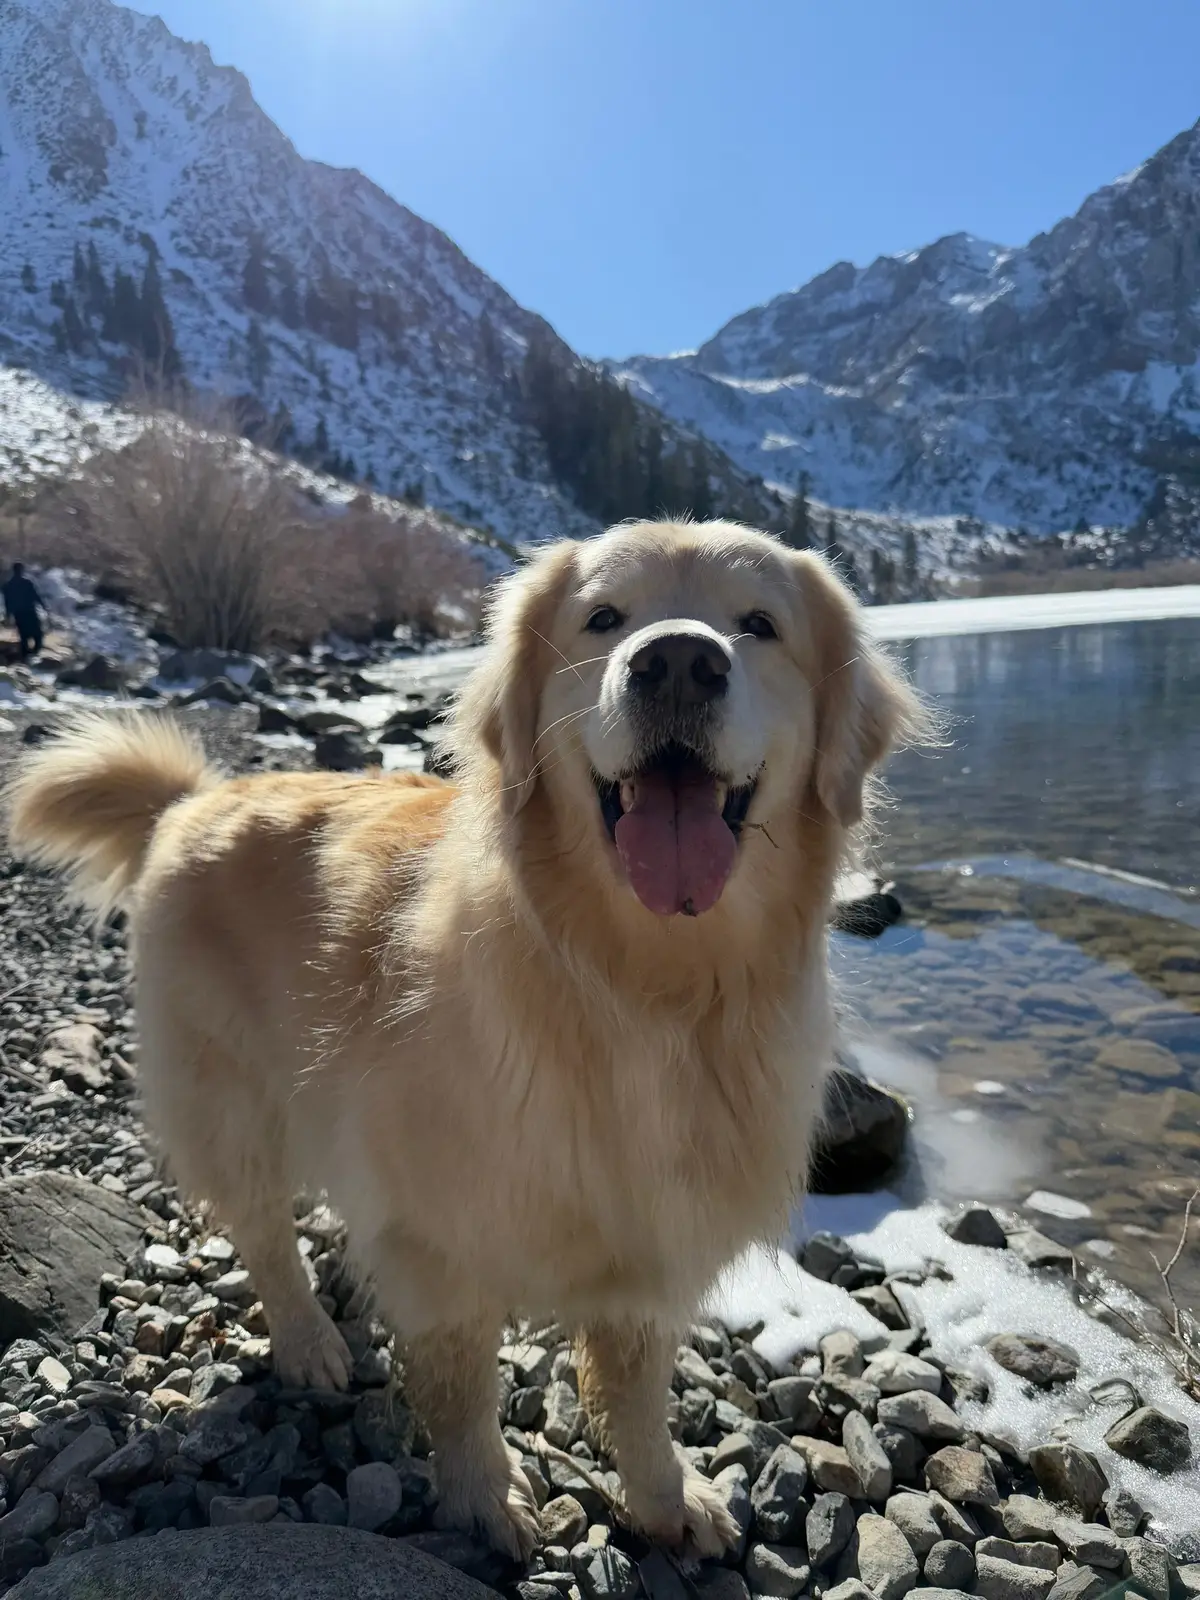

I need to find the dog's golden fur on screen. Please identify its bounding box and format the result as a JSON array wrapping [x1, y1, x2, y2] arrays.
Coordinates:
[[8, 520, 926, 1557]]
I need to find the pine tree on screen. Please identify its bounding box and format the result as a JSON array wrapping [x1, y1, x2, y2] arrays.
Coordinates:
[[20, 262, 36, 293], [246, 318, 270, 389], [50, 279, 67, 310], [477, 312, 505, 379], [85, 242, 109, 318], [277, 259, 301, 329], [785, 470, 811, 548], [103, 269, 140, 344], [242, 234, 272, 315], [61, 296, 87, 353], [137, 253, 181, 375], [135, 110, 147, 140], [72, 243, 87, 292], [901, 528, 919, 595], [312, 416, 330, 461]]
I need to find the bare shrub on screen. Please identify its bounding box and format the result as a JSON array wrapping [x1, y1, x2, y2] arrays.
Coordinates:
[[275, 504, 486, 647], [52, 399, 300, 652]]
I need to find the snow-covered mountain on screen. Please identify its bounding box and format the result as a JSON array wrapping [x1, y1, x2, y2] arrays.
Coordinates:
[[615, 126, 1200, 534], [0, 0, 777, 545]]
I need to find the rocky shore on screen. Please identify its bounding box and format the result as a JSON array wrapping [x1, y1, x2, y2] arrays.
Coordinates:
[[0, 630, 1195, 1596]]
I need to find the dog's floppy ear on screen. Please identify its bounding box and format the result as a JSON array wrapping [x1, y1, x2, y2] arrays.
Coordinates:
[[793, 551, 931, 828], [451, 541, 580, 816]]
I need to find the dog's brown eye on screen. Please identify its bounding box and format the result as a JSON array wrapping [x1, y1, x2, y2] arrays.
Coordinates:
[[585, 606, 624, 634], [740, 611, 777, 640]]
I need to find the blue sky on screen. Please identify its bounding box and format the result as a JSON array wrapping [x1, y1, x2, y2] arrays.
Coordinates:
[[145, 0, 1200, 359]]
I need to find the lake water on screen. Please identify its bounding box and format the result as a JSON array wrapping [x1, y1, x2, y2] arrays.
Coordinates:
[[843, 618, 1200, 1311]]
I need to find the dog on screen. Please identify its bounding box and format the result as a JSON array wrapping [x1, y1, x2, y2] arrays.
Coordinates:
[[8, 518, 926, 1560]]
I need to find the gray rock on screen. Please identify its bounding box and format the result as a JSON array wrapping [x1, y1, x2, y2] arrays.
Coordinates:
[[690, 1570, 751, 1600], [209, 1494, 280, 1526], [0, 1492, 59, 1543], [1175, 1563, 1200, 1598], [874, 1423, 925, 1484], [1123, 1537, 1174, 1600], [975, 1552, 1058, 1600], [927, 1492, 982, 1548], [862, 1351, 942, 1395], [178, 1412, 250, 1467], [807, 1491, 856, 1567], [676, 1347, 723, 1393], [354, 1392, 416, 1462], [823, 1584, 875, 1600], [190, 1362, 244, 1404], [35, 1426, 114, 1493], [1104, 1406, 1193, 1474], [1102, 1486, 1144, 1537], [542, 1381, 585, 1449], [976, 1538, 1059, 1571], [790, 1435, 863, 1496], [1051, 1520, 1124, 1570], [885, 1492, 942, 1557], [0, 1173, 153, 1346], [802, 1233, 856, 1282], [914, 1591, 974, 1600], [821, 1329, 865, 1378], [814, 1068, 909, 1190], [637, 1548, 689, 1599], [848, 1511, 920, 1600], [711, 1464, 752, 1562], [39, 1023, 109, 1092], [709, 1432, 756, 1477], [346, 1462, 403, 1532], [924, 1445, 999, 1507], [1045, 1566, 1110, 1600], [738, 1419, 792, 1481], [766, 1375, 820, 1429], [1001, 1496, 1058, 1542], [1028, 1445, 1107, 1519], [876, 1392, 964, 1442], [302, 1483, 347, 1525], [744, 1541, 810, 1597], [9, 1523, 498, 1596], [572, 1541, 640, 1598], [851, 1285, 909, 1331], [924, 1539, 976, 1589], [844, 1409, 892, 1500], [750, 1444, 808, 1541], [944, 1208, 1008, 1249], [88, 1430, 162, 1488], [540, 1494, 588, 1549], [985, 1335, 1079, 1388], [1007, 1231, 1074, 1271], [818, 1374, 882, 1424]]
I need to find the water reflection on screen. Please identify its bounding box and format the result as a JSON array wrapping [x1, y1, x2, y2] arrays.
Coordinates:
[[855, 619, 1200, 1307]]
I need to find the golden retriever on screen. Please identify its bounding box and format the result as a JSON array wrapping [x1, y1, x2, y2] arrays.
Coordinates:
[[8, 519, 924, 1560]]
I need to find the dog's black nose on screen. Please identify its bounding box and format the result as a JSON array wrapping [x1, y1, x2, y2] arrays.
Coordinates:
[[628, 632, 731, 704]]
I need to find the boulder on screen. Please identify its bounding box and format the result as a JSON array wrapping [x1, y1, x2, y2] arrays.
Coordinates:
[[158, 649, 274, 693], [9, 1523, 496, 1597], [811, 1066, 909, 1192], [1104, 1405, 1193, 1473], [56, 655, 124, 692], [313, 731, 382, 772], [0, 1172, 154, 1345]]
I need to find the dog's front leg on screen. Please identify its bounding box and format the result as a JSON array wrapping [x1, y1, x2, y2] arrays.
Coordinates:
[[578, 1320, 738, 1557], [403, 1319, 540, 1561]]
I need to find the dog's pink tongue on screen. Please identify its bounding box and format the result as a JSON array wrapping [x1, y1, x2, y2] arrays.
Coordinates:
[[614, 766, 736, 916]]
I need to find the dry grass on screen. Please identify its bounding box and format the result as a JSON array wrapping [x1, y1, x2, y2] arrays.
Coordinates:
[[26, 397, 485, 650], [970, 557, 1200, 598]]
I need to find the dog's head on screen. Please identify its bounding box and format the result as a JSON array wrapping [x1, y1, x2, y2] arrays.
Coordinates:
[[452, 520, 927, 924]]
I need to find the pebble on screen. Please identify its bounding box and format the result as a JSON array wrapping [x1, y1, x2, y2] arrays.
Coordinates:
[[862, 1350, 943, 1394], [843, 1409, 892, 1500], [1104, 1405, 1193, 1473], [850, 1510, 921, 1600], [924, 1444, 999, 1507], [802, 1232, 856, 1282], [708, 1431, 755, 1478], [807, 1491, 857, 1567], [876, 1391, 964, 1442], [944, 1207, 1008, 1248], [975, 1552, 1058, 1600], [541, 1495, 588, 1549], [744, 1541, 809, 1597], [884, 1491, 942, 1556], [821, 1329, 865, 1378], [985, 1334, 1079, 1387], [572, 1541, 640, 1598], [925, 1539, 976, 1589], [790, 1435, 864, 1497], [749, 1445, 808, 1542]]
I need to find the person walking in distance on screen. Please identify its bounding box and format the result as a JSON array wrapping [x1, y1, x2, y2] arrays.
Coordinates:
[[2, 563, 47, 660]]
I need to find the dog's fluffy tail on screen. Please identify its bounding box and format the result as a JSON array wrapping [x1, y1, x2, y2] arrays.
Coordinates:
[[6, 711, 217, 918]]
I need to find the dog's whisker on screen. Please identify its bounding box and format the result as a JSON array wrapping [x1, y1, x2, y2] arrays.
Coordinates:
[[527, 625, 584, 684]]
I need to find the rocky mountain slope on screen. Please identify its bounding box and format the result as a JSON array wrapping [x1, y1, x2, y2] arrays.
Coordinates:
[[615, 124, 1200, 535], [0, 0, 778, 546]]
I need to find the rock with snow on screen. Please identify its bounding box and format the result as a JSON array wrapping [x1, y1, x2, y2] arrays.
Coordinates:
[[984, 1334, 1079, 1387]]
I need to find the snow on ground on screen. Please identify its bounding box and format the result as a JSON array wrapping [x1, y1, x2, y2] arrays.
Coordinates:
[[710, 1199, 1200, 1543], [870, 585, 1200, 638]]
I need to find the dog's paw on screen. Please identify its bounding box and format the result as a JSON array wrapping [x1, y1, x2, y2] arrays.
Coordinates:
[[624, 1466, 740, 1558], [434, 1447, 540, 1562], [269, 1303, 354, 1391]]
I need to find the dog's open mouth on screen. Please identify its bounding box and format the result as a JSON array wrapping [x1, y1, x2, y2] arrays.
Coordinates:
[[593, 743, 758, 918]]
